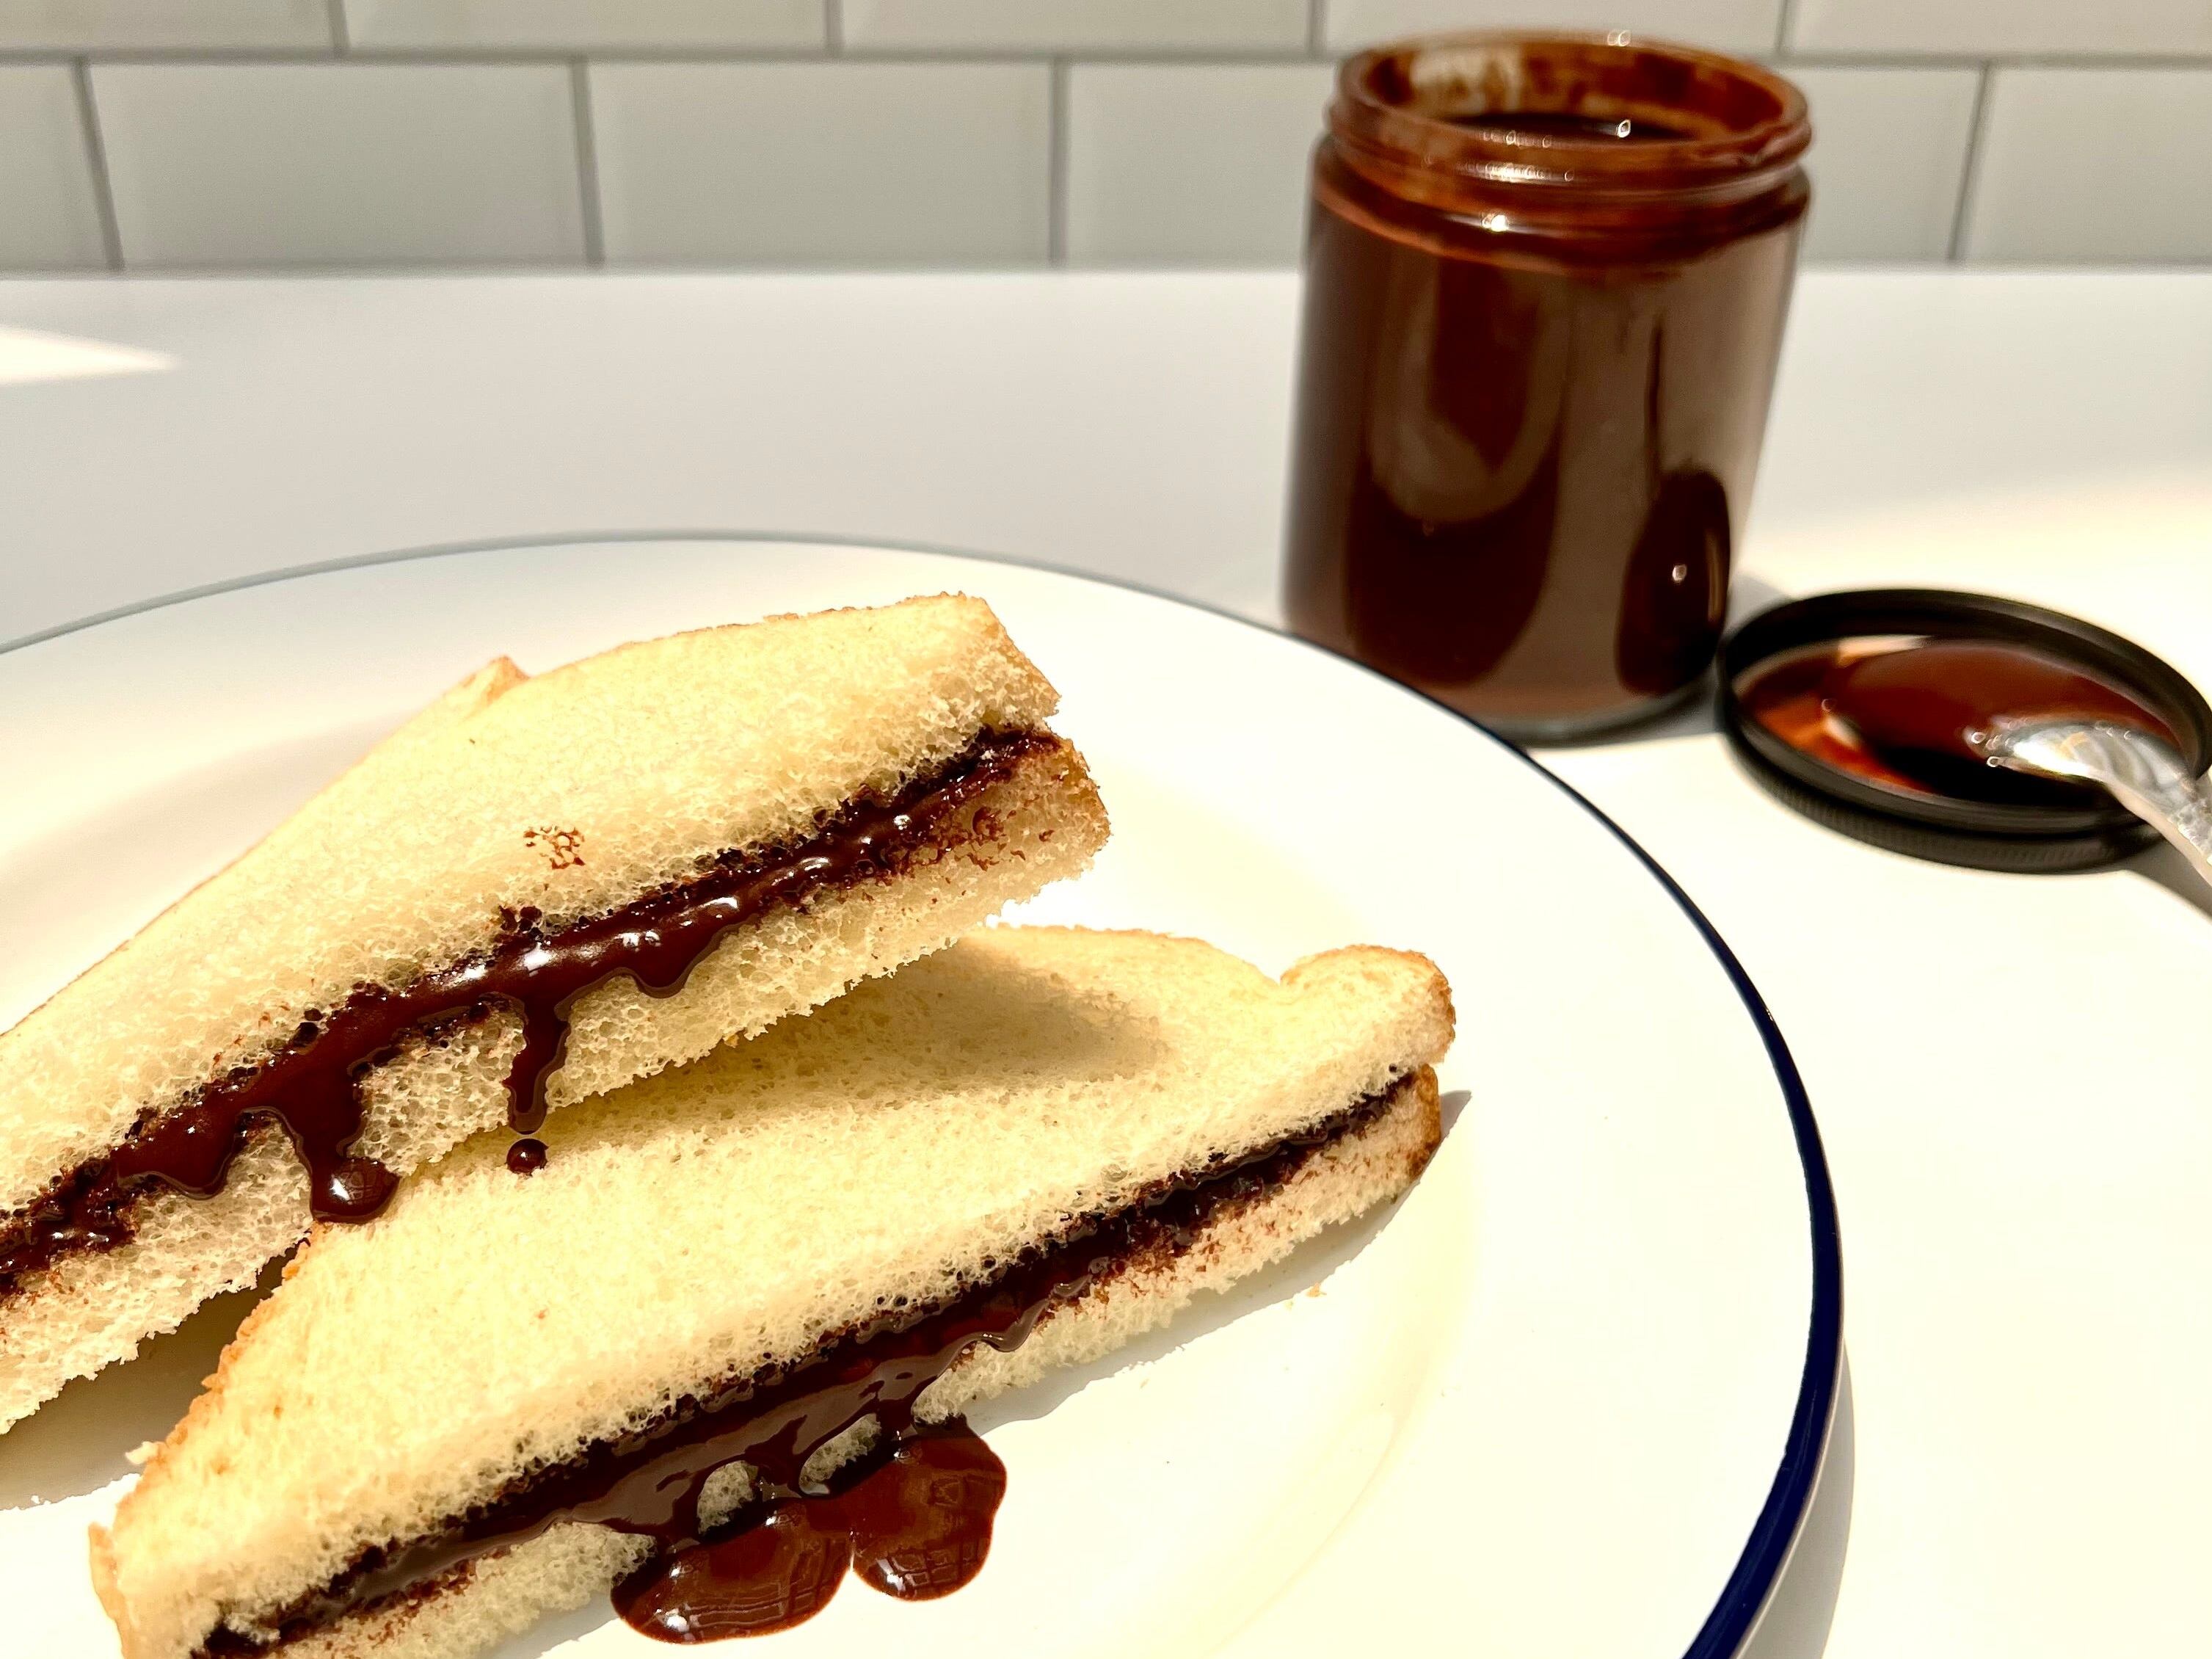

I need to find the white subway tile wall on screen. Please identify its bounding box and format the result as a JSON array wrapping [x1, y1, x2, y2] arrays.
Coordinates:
[[94, 63, 585, 266], [0, 66, 108, 268], [1963, 69, 2212, 261], [1789, 67, 1982, 261], [842, 1, 1310, 52], [1326, 0, 1782, 55], [3, 0, 2207, 270], [0, 1, 332, 53], [591, 60, 1051, 264], [1065, 62, 1334, 263], [343, 1, 826, 53], [1790, 0, 2212, 59]]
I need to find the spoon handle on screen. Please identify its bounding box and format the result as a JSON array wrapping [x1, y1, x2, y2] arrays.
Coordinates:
[[1993, 722, 2212, 890], [2106, 769, 2212, 887]]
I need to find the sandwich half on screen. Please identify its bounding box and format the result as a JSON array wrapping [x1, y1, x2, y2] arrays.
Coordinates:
[[0, 596, 1107, 1430], [93, 926, 1454, 1659]]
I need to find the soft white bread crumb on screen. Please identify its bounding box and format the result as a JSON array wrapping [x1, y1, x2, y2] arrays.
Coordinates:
[[0, 598, 1106, 1429], [92, 929, 1454, 1659]]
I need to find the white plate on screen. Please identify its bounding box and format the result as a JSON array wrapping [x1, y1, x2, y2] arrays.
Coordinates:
[[0, 536, 1839, 1659]]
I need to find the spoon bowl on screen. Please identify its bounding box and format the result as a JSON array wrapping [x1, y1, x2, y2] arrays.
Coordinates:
[[1984, 719, 2212, 890], [1822, 639, 2179, 809]]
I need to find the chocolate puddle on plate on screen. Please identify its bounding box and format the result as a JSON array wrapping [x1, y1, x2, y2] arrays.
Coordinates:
[[614, 1422, 1008, 1642]]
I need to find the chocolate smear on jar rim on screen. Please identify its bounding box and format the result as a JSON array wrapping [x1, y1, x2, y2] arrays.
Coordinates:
[[0, 731, 1060, 1300]]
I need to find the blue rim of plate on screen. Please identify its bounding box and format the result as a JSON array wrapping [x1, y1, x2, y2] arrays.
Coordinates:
[[1, 529, 1844, 1659]]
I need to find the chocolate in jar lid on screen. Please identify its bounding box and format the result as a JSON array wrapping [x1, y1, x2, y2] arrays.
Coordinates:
[[1718, 589, 2212, 874]]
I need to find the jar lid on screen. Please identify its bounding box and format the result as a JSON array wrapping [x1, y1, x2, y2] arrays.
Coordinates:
[[1717, 588, 2212, 873]]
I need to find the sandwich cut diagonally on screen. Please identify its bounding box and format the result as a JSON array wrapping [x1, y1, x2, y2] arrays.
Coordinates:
[[93, 926, 1455, 1659], [0, 595, 1107, 1431]]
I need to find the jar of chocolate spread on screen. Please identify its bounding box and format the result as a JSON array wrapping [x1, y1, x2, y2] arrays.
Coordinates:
[[1283, 34, 1811, 740]]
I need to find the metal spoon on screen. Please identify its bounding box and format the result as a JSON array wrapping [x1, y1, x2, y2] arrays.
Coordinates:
[[1984, 719, 2212, 888]]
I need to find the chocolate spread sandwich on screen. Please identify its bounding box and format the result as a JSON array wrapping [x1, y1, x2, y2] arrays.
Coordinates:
[[92, 926, 1453, 1659], [0, 596, 1107, 1431]]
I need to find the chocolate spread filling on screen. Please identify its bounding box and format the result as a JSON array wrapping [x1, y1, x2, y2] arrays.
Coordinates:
[[0, 731, 1060, 1302], [600, 1417, 1009, 1641], [196, 1083, 1405, 1656]]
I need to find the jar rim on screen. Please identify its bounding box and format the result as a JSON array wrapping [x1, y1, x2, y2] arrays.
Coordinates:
[[1331, 32, 1811, 197]]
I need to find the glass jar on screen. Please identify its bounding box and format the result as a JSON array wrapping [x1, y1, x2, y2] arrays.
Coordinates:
[[1283, 34, 1811, 740]]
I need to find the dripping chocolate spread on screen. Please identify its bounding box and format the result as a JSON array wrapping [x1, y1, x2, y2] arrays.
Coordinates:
[[504, 1139, 549, 1177], [612, 1418, 1009, 1641], [0, 731, 1060, 1302], [197, 1084, 1405, 1655]]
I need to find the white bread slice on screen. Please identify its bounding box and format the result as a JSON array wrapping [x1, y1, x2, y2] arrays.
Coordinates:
[[92, 927, 1455, 1659], [0, 597, 1107, 1431]]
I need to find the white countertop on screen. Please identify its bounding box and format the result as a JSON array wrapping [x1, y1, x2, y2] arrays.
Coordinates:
[[2, 269, 2209, 1659]]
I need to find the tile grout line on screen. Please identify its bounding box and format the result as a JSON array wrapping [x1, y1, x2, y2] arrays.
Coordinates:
[[1769, 51, 1995, 70], [1, 38, 2211, 68], [0, 45, 1337, 67], [1947, 62, 1998, 263], [570, 59, 605, 266], [0, 46, 2202, 70], [70, 59, 124, 272], [1775, 49, 2212, 69], [1047, 57, 1069, 266]]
